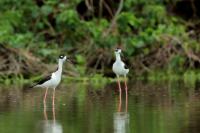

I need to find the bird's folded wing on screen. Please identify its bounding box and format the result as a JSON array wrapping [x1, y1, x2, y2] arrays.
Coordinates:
[[29, 75, 52, 88], [36, 75, 52, 85], [124, 64, 128, 69]]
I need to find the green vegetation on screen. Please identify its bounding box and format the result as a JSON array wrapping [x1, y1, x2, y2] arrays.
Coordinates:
[[0, 0, 200, 83]]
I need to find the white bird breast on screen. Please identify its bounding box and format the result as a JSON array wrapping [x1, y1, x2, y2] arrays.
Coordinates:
[[112, 61, 128, 76], [51, 73, 61, 87]]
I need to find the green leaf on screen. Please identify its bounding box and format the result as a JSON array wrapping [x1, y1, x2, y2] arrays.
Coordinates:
[[41, 5, 53, 16]]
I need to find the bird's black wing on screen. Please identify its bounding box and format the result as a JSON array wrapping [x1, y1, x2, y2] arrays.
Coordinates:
[[36, 75, 52, 85], [29, 74, 52, 88], [122, 60, 129, 69], [124, 64, 128, 69], [121, 54, 129, 69]]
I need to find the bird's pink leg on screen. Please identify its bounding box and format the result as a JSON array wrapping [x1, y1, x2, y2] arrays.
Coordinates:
[[43, 87, 48, 108], [124, 75, 128, 112], [52, 88, 56, 122], [52, 88, 56, 107], [117, 76, 122, 112], [52, 97, 55, 122], [43, 88, 48, 120]]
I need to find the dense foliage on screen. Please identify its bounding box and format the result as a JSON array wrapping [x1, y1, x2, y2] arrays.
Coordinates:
[[0, 0, 200, 79]]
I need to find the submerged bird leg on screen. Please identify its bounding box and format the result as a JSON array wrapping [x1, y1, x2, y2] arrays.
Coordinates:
[[124, 75, 128, 112], [43, 87, 48, 107], [117, 75, 122, 112], [52, 88, 56, 107]]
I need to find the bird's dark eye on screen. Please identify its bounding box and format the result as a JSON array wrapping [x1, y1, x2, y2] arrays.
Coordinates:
[[59, 55, 64, 59]]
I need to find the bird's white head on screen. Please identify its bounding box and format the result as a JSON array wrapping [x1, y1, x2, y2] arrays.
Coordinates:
[[59, 55, 67, 63], [59, 55, 72, 64], [115, 48, 122, 54]]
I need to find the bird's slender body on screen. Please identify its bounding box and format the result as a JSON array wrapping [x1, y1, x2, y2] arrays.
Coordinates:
[[112, 54, 129, 76], [32, 55, 70, 107], [112, 48, 129, 112]]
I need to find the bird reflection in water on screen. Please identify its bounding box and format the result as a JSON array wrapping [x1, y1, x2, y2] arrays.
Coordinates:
[[114, 89, 130, 133], [42, 102, 63, 133]]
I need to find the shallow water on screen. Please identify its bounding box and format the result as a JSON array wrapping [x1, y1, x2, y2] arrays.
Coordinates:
[[0, 80, 200, 133]]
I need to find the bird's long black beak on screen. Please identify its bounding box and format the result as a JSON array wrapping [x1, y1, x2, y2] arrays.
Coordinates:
[[67, 58, 73, 64]]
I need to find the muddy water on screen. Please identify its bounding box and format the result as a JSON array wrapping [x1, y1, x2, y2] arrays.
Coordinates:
[[0, 80, 200, 133]]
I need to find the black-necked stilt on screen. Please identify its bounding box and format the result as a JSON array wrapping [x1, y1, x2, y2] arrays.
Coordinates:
[[112, 48, 129, 110], [31, 55, 70, 106]]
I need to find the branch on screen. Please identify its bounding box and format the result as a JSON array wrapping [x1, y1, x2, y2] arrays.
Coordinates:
[[103, 0, 124, 37], [103, 1, 113, 17], [99, 0, 104, 18]]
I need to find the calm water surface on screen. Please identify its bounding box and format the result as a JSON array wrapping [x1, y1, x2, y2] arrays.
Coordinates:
[[0, 80, 200, 133]]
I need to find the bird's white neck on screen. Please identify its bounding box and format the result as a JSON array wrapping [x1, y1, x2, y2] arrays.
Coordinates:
[[115, 53, 121, 61], [57, 60, 63, 74]]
